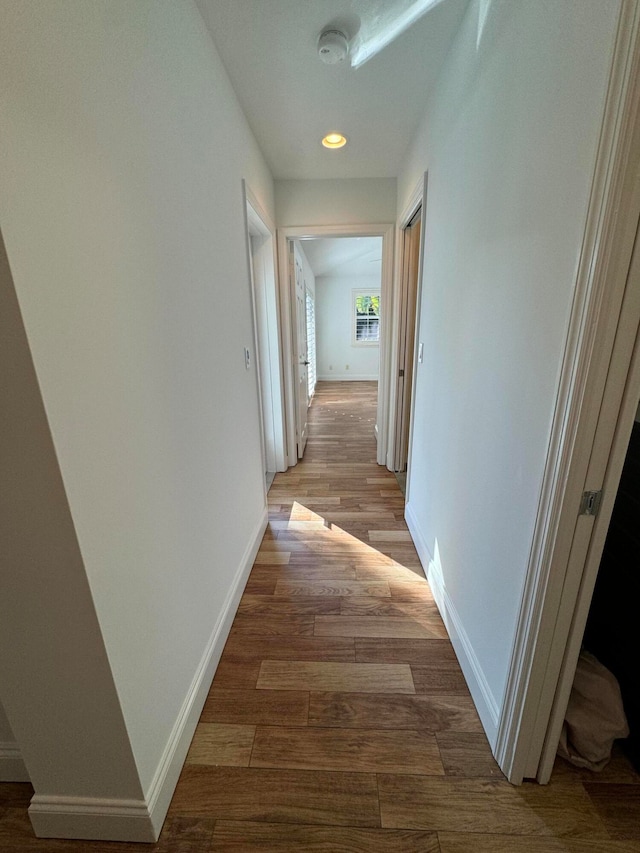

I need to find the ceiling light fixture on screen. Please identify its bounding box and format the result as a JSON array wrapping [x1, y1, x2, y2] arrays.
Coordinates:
[[322, 133, 347, 149]]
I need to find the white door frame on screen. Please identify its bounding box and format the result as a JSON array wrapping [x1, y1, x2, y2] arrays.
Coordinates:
[[277, 224, 395, 468], [243, 182, 288, 474], [537, 221, 640, 783], [494, 0, 640, 783], [292, 241, 310, 459]]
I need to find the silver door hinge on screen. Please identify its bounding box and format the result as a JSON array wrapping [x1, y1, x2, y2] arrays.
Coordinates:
[[399, 369, 404, 377], [579, 490, 603, 517]]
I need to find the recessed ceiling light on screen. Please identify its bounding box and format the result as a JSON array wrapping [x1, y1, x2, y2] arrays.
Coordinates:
[[322, 133, 347, 149]]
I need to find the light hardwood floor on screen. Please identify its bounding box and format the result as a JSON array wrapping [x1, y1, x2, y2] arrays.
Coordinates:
[[1, 381, 639, 851]]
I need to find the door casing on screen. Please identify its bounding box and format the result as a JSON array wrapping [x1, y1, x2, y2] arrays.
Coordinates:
[[243, 182, 287, 475], [277, 224, 395, 469]]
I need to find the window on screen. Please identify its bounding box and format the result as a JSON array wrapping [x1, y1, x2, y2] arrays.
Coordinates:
[[353, 290, 380, 345]]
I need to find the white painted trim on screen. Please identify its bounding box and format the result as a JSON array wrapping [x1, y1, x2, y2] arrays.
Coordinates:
[[244, 184, 276, 236], [277, 224, 395, 469], [0, 741, 30, 782], [537, 217, 640, 783], [405, 502, 499, 744], [317, 374, 379, 381], [398, 178, 424, 230], [276, 230, 297, 468], [495, 0, 640, 785], [243, 181, 288, 474], [29, 795, 155, 843], [378, 226, 396, 467], [30, 507, 268, 842]]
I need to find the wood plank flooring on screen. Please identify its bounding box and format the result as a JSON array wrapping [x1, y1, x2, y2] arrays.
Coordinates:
[[1, 380, 639, 852]]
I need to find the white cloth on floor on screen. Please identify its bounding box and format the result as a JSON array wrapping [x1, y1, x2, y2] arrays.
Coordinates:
[[558, 649, 629, 771]]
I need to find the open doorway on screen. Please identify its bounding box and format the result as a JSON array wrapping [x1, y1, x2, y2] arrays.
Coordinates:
[[575, 401, 640, 772], [288, 236, 383, 460], [243, 184, 287, 487], [277, 224, 395, 470], [302, 237, 382, 376]]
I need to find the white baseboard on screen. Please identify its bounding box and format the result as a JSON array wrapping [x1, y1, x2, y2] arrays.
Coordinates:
[[0, 741, 30, 782], [29, 796, 156, 842], [317, 374, 379, 381], [405, 502, 500, 746], [30, 506, 269, 843], [144, 504, 268, 837]]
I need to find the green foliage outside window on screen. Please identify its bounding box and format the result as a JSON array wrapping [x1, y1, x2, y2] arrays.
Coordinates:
[[355, 292, 380, 343], [355, 294, 380, 316]]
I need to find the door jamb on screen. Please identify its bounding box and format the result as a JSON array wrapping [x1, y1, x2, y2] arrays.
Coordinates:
[[387, 174, 428, 487], [494, 0, 640, 783], [403, 173, 429, 506], [537, 224, 640, 782], [242, 182, 288, 474], [277, 224, 395, 468]]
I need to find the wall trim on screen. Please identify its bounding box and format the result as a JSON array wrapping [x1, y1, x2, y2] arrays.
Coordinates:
[[29, 795, 155, 843], [243, 179, 288, 473], [405, 502, 499, 745], [398, 178, 424, 231], [29, 507, 268, 842], [0, 741, 30, 782]]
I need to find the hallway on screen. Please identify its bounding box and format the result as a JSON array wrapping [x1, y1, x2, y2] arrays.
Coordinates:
[[1, 382, 639, 851]]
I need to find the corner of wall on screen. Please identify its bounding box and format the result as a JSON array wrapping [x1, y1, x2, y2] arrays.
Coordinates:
[[0, 741, 30, 783]]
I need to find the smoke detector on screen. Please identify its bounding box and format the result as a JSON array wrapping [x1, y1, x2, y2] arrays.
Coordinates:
[[317, 29, 349, 65]]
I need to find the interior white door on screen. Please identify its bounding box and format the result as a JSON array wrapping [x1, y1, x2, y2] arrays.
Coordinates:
[[292, 243, 309, 458]]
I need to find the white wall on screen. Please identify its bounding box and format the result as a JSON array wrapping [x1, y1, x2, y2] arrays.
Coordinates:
[[400, 0, 620, 736], [316, 276, 380, 380], [276, 178, 397, 226], [0, 0, 274, 827], [0, 229, 140, 798]]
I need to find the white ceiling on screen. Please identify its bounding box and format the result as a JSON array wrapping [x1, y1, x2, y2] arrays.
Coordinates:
[[196, 0, 469, 179], [300, 237, 382, 278]]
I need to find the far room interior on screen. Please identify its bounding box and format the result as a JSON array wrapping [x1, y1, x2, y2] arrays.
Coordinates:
[[295, 236, 383, 387]]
